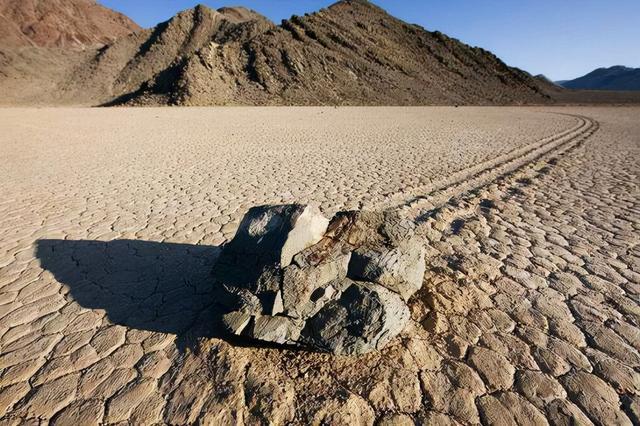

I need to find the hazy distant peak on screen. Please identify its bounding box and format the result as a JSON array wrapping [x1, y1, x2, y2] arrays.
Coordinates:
[[560, 65, 640, 91]]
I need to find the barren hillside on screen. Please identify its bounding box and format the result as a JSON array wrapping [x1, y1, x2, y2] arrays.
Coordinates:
[[0, 0, 139, 49], [0, 0, 559, 106], [79, 0, 550, 106]]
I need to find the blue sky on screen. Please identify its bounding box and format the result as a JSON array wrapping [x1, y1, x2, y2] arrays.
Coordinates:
[[100, 0, 640, 81]]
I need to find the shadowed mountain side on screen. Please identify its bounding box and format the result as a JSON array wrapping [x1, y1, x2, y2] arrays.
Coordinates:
[[3, 0, 638, 105], [36, 239, 227, 342]]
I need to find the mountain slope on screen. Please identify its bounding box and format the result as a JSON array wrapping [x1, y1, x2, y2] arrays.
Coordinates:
[[559, 66, 640, 91], [2, 0, 557, 105], [70, 0, 549, 106], [0, 0, 140, 49], [64, 5, 274, 104]]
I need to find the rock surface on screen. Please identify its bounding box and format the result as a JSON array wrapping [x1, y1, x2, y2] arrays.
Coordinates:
[[213, 205, 426, 355], [302, 281, 411, 355]]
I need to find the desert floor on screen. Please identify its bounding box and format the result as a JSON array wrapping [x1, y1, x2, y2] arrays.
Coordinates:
[[0, 107, 639, 424]]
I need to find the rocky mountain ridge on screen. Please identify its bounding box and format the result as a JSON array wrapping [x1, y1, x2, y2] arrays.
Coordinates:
[[67, 0, 551, 106], [3, 0, 636, 105]]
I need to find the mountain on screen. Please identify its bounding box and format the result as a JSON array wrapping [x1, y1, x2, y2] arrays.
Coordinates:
[[67, 0, 552, 106], [62, 5, 276, 105], [558, 66, 640, 91], [0, 0, 140, 49], [0, 0, 578, 105]]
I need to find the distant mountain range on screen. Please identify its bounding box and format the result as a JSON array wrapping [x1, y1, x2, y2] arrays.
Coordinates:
[[557, 66, 640, 91]]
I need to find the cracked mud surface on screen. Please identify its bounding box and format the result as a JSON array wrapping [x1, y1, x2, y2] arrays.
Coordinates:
[[1, 107, 639, 424]]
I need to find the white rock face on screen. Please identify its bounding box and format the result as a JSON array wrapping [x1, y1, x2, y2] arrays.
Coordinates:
[[280, 205, 330, 267]]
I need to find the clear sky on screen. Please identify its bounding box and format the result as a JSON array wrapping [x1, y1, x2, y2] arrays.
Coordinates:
[[100, 0, 640, 81]]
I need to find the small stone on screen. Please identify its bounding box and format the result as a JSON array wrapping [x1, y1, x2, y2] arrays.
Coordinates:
[[251, 315, 302, 344], [222, 311, 252, 335]]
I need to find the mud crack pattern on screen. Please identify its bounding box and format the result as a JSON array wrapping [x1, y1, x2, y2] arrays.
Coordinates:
[[0, 107, 638, 424]]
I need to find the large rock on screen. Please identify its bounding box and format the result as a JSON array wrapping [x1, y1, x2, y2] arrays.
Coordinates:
[[212, 204, 426, 355], [214, 204, 329, 280], [213, 204, 329, 313]]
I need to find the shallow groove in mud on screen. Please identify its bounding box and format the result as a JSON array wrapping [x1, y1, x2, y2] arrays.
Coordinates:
[[385, 113, 599, 219]]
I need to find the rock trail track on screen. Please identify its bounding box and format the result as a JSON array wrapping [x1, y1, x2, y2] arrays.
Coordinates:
[[0, 107, 639, 425]]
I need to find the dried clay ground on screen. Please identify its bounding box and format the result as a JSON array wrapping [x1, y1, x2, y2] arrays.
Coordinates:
[[0, 107, 639, 425]]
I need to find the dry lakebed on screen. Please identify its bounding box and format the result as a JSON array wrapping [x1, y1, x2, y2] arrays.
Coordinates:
[[0, 106, 639, 425]]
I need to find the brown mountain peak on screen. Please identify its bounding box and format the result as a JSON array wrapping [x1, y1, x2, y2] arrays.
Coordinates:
[[0, 0, 140, 49]]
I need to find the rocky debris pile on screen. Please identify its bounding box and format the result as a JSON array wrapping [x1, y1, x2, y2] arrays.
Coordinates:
[[213, 204, 426, 355]]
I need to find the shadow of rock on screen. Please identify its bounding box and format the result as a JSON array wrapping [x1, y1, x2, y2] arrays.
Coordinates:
[[36, 239, 229, 348]]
